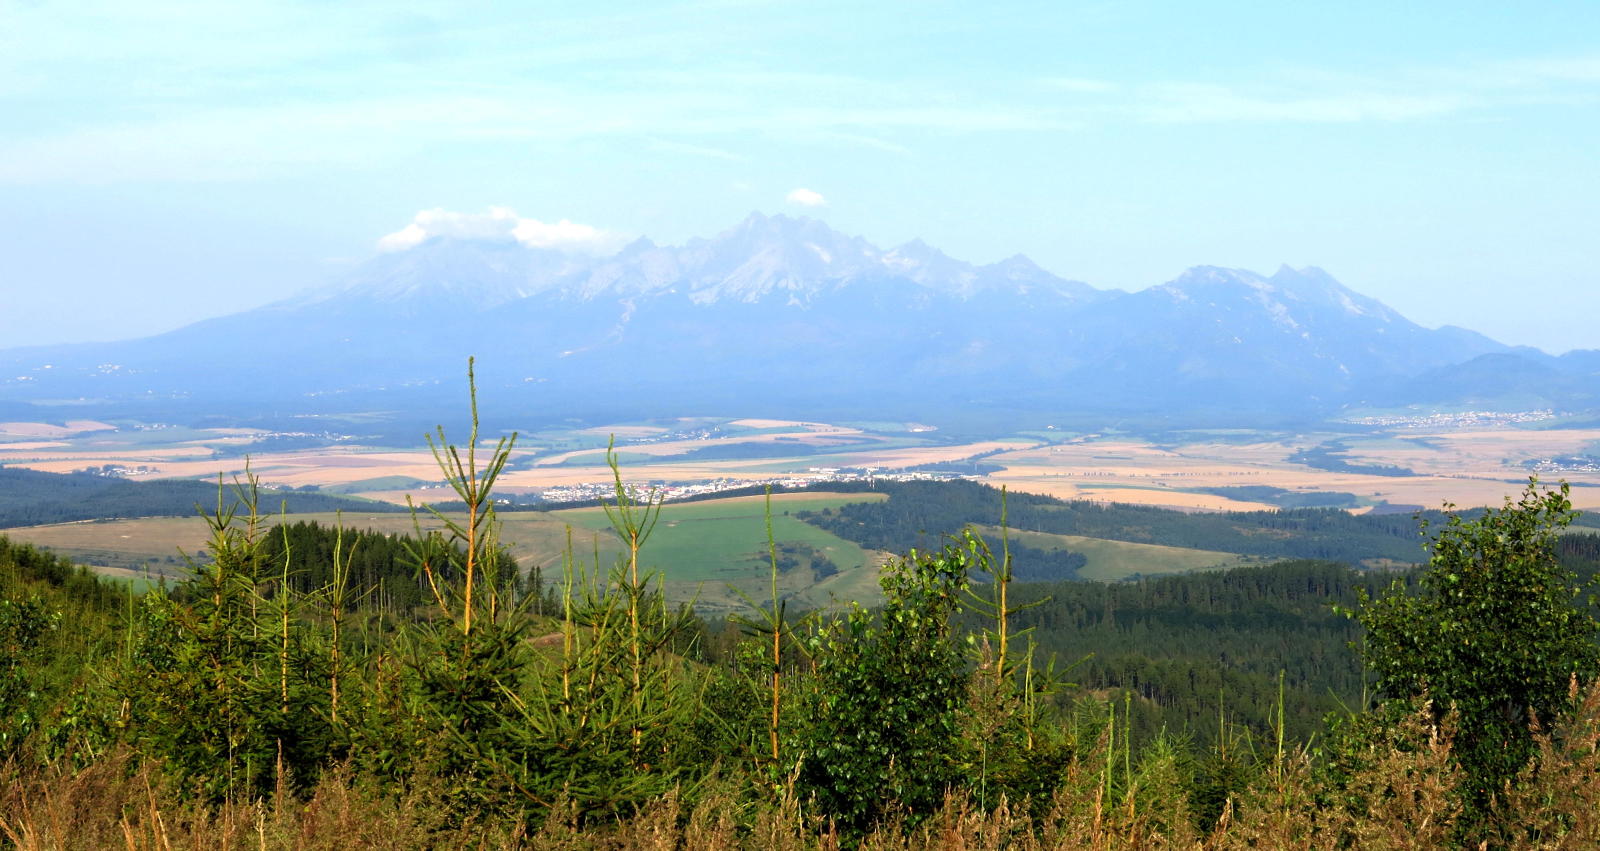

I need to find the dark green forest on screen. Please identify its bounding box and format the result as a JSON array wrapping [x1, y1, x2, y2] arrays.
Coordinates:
[[989, 560, 1388, 745]]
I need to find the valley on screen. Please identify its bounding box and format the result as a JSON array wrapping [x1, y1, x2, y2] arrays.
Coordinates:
[[7, 408, 1598, 608], [5, 410, 1596, 513]]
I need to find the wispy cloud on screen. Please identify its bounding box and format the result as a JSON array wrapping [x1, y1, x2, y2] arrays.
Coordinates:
[[1136, 83, 1475, 123], [646, 138, 747, 161]]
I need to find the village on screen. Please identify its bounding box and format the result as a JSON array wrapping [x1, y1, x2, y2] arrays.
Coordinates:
[[531, 466, 974, 505]]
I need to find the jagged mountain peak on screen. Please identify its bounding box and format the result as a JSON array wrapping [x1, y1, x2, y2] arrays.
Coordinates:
[[882, 238, 973, 289], [287, 236, 583, 311], [280, 212, 1118, 308], [983, 254, 1047, 277], [1151, 265, 1392, 316], [669, 213, 883, 302], [1266, 265, 1402, 322], [616, 235, 659, 257], [1151, 265, 1266, 300], [708, 211, 865, 251], [969, 254, 1106, 302], [884, 237, 951, 262]]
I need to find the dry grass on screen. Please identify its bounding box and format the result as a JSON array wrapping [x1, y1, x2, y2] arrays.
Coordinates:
[[0, 753, 531, 851], [10, 684, 1597, 850], [1496, 678, 1600, 849]]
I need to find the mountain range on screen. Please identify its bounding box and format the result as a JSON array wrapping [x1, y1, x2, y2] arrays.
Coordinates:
[[3, 212, 1596, 429]]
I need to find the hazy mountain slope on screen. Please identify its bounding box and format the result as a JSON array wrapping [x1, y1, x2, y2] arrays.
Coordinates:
[[0, 213, 1566, 424], [1044, 265, 1516, 411]]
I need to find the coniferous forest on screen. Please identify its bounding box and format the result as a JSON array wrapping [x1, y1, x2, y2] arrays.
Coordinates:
[[3, 382, 1599, 849]]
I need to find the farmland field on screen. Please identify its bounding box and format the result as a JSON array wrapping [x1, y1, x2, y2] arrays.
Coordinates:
[[5, 413, 1599, 515]]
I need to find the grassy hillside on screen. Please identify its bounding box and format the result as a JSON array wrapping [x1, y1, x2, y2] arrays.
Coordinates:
[[0, 491, 889, 613]]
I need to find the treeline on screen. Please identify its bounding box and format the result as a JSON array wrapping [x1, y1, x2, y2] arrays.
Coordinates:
[[801, 479, 1439, 564], [0, 466, 404, 528]]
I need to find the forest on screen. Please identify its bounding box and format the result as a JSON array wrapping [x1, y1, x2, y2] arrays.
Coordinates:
[[2, 386, 1599, 848]]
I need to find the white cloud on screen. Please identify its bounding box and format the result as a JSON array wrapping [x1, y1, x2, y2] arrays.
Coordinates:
[[510, 217, 618, 250], [786, 188, 827, 207], [376, 207, 624, 254]]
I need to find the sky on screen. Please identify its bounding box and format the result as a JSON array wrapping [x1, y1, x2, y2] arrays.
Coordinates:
[[2, 1, 1598, 352]]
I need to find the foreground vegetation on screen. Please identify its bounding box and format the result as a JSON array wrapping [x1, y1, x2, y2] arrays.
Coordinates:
[[3, 377, 1598, 848]]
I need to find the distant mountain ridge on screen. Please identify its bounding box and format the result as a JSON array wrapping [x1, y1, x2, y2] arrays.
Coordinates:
[[2, 212, 1594, 427], [291, 212, 1109, 309]]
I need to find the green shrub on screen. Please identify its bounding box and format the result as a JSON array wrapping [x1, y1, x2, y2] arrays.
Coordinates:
[[797, 541, 973, 832]]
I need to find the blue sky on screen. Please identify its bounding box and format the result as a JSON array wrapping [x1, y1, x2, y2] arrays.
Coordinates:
[[2, 1, 1598, 351]]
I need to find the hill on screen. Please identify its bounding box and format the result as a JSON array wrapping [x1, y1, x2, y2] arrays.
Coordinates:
[[0, 466, 403, 528]]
